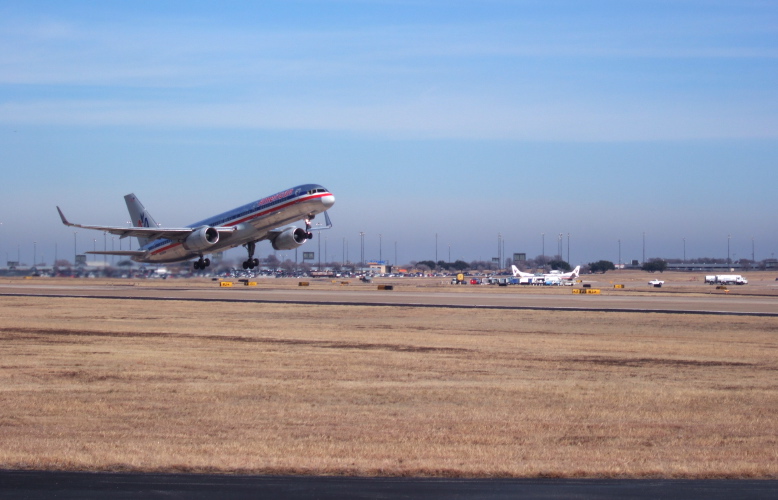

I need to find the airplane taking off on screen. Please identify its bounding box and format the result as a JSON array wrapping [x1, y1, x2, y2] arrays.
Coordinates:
[[511, 265, 581, 282], [57, 184, 335, 270]]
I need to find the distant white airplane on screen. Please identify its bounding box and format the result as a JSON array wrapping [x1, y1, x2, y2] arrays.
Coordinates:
[[58, 184, 334, 270], [511, 265, 581, 282]]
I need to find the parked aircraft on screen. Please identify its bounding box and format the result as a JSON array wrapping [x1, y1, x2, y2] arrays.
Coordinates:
[[511, 265, 581, 282], [57, 184, 334, 270]]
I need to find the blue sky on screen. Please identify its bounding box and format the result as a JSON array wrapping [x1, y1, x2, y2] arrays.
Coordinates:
[[1, 0, 776, 267]]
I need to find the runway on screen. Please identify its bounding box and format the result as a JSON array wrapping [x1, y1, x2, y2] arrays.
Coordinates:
[[1, 279, 776, 315], [1, 470, 776, 500]]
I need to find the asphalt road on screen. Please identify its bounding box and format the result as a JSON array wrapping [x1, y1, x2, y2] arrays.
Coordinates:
[[1, 471, 776, 500]]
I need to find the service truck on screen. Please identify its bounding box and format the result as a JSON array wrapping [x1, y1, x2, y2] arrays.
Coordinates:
[[705, 275, 748, 285]]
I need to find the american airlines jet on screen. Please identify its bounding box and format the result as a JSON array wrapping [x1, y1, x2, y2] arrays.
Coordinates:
[[57, 184, 335, 270]]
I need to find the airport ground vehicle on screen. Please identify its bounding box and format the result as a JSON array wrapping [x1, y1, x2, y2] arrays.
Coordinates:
[[705, 275, 748, 285], [648, 279, 664, 287], [516, 276, 546, 285]]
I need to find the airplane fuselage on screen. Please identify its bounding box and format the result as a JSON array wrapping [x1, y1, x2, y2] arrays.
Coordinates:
[[139, 184, 334, 263]]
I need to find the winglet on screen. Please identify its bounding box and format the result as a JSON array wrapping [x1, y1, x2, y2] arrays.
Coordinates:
[[56, 206, 73, 226]]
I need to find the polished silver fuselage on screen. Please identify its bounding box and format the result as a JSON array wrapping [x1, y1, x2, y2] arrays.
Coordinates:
[[139, 184, 334, 263]]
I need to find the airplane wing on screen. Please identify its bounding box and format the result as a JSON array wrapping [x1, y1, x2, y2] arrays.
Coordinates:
[[264, 211, 333, 239], [308, 211, 333, 231], [57, 207, 236, 241], [85, 250, 148, 256]]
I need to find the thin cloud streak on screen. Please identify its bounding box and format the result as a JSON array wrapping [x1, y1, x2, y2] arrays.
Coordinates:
[[2, 96, 775, 142]]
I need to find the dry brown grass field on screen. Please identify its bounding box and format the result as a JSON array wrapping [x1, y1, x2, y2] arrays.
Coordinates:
[[1, 283, 777, 478]]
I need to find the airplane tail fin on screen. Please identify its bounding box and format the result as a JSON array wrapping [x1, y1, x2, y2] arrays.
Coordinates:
[[511, 265, 531, 277], [124, 193, 159, 248], [563, 265, 581, 280]]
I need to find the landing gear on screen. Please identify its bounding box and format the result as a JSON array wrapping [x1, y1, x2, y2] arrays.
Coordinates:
[[193, 256, 210, 271], [242, 241, 260, 269], [304, 218, 314, 240]]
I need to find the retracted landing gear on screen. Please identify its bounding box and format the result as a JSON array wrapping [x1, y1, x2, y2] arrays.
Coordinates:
[[242, 241, 260, 269], [193, 256, 210, 271]]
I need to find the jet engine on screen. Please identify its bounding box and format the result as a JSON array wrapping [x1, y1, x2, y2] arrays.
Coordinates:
[[271, 227, 309, 250], [182, 226, 220, 252]]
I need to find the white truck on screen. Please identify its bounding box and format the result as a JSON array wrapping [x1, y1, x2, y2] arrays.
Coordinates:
[[705, 275, 748, 285]]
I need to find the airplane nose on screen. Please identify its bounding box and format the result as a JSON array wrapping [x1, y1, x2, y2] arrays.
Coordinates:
[[321, 194, 335, 208]]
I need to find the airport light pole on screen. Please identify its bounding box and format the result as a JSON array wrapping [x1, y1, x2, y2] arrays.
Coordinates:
[[618, 239, 621, 267], [33, 241, 36, 268], [359, 232, 365, 267], [379, 234, 382, 262], [727, 234, 731, 266], [497, 233, 502, 270], [435, 233, 438, 266], [541, 233, 544, 264], [683, 237, 686, 264]]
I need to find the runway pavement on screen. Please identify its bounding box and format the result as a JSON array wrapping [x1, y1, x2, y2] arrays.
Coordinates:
[[1, 280, 776, 315], [1, 470, 776, 500]]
